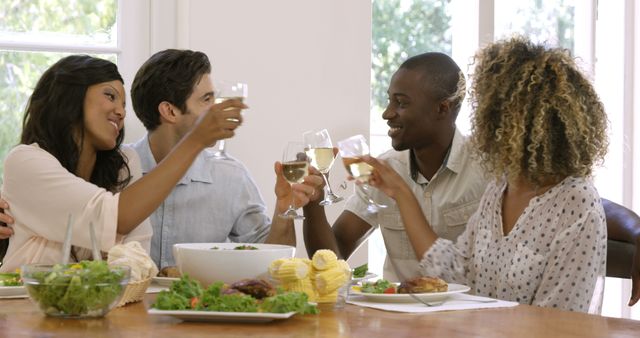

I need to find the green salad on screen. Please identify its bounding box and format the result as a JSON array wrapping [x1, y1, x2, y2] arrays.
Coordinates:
[[0, 272, 22, 286], [360, 279, 395, 294], [23, 260, 127, 317], [153, 275, 318, 315], [353, 263, 368, 278]]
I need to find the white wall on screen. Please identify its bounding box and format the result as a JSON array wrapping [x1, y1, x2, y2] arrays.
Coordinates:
[[123, 0, 372, 265]]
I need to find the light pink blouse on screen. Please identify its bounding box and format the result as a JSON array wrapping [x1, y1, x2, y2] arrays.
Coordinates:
[[0, 144, 152, 272]]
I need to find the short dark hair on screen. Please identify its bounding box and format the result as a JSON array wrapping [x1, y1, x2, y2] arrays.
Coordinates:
[[20, 55, 130, 192], [131, 49, 211, 131], [400, 52, 465, 116]]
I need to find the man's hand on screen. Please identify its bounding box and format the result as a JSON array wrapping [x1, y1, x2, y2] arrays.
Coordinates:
[[274, 162, 324, 214], [361, 155, 410, 200], [189, 98, 246, 148], [0, 196, 15, 239]]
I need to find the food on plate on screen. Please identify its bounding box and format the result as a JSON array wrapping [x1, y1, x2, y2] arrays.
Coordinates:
[[269, 250, 351, 303], [152, 275, 318, 314], [229, 279, 276, 299], [359, 279, 397, 294], [22, 260, 128, 317], [397, 276, 448, 293], [352, 263, 368, 278], [158, 266, 181, 278], [107, 241, 158, 281], [0, 272, 22, 286], [359, 276, 448, 294]]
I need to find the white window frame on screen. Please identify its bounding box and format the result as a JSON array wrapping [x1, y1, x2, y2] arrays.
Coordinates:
[[0, 0, 151, 144]]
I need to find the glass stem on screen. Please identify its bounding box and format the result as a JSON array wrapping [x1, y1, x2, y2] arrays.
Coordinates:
[[321, 173, 333, 196]]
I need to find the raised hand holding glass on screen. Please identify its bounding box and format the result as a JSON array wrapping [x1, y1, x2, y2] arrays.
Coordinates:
[[279, 142, 309, 219], [303, 129, 343, 205], [212, 81, 248, 160], [337, 135, 387, 213]]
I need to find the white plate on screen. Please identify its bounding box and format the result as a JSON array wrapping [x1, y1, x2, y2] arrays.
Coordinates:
[[351, 283, 470, 303], [147, 308, 296, 323], [0, 285, 27, 298], [152, 277, 179, 287], [351, 272, 377, 283]]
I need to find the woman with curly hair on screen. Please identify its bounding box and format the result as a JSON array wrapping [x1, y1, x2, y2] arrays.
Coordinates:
[[362, 36, 608, 313], [0, 55, 245, 271]]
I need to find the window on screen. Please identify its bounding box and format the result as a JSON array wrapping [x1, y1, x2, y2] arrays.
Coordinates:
[[494, 0, 576, 51], [371, 0, 452, 155], [369, 0, 453, 277], [0, 0, 118, 183], [370, 0, 639, 319]]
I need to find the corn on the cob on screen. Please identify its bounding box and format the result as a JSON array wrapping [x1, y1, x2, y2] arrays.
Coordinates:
[[268, 258, 287, 278], [312, 249, 338, 270], [316, 290, 338, 303], [276, 259, 310, 282], [315, 267, 348, 294], [282, 279, 317, 302], [336, 259, 351, 275]]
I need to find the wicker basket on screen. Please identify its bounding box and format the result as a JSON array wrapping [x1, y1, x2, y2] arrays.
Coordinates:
[[117, 277, 152, 307]]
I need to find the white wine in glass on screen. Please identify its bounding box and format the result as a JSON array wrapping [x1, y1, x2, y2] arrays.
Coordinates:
[[305, 147, 334, 173], [282, 161, 309, 184], [279, 142, 309, 219], [342, 157, 374, 183], [337, 135, 386, 213], [303, 129, 343, 205], [212, 81, 248, 160]]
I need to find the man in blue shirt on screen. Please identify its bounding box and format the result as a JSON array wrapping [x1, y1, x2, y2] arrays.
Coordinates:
[[127, 49, 319, 269]]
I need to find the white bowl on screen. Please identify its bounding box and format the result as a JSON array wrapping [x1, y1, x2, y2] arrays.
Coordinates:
[[173, 243, 295, 286]]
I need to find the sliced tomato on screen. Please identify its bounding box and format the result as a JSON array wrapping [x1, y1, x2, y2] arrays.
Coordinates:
[[383, 287, 396, 294], [190, 297, 199, 308]]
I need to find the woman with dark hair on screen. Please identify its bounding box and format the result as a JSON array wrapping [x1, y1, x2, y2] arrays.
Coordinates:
[[0, 55, 245, 271], [361, 37, 608, 313]]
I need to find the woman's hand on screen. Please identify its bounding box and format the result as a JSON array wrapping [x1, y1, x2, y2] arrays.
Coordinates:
[[188, 98, 247, 148], [274, 162, 324, 214], [0, 196, 15, 239], [360, 155, 411, 200]]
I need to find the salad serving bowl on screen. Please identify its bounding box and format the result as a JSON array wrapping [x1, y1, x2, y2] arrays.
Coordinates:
[[21, 261, 130, 318], [173, 243, 295, 286]]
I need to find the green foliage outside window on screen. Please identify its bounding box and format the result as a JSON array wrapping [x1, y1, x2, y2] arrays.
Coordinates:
[[0, 0, 117, 183], [371, 0, 451, 113]]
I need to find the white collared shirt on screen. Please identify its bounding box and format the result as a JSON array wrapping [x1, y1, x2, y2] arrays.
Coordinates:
[[345, 129, 489, 282]]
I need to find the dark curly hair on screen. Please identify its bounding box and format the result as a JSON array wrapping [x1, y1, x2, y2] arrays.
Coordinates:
[[131, 49, 211, 131], [469, 36, 608, 186], [20, 55, 130, 192]]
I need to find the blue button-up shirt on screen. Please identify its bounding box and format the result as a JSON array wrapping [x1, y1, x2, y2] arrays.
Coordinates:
[[130, 136, 271, 268]]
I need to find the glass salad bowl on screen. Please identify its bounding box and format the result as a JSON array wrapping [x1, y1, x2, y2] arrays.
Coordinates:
[[21, 261, 130, 318]]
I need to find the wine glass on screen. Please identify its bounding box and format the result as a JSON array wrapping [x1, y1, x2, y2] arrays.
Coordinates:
[[303, 129, 343, 206], [212, 81, 248, 160], [279, 141, 309, 219], [337, 135, 387, 213]]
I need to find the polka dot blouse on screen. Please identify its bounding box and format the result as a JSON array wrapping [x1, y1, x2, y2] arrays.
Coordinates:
[[419, 176, 607, 313]]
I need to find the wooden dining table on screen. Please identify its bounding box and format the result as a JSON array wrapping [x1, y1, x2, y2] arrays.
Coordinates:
[[1, 295, 638, 337]]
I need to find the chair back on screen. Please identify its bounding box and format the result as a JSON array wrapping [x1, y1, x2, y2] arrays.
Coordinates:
[[606, 239, 634, 279]]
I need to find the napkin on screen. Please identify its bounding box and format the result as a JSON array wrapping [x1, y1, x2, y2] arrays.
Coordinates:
[[347, 293, 518, 313]]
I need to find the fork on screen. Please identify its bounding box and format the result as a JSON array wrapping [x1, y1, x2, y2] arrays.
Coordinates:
[[407, 292, 497, 307]]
